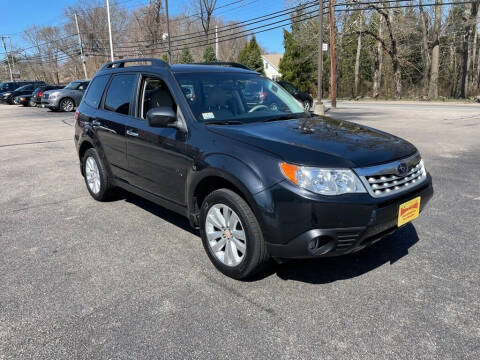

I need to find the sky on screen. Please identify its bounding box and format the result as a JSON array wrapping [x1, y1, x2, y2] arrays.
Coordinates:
[[0, 0, 287, 56]]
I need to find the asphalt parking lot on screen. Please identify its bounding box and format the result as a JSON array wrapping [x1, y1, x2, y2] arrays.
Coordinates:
[[1, 102, 479, 359]]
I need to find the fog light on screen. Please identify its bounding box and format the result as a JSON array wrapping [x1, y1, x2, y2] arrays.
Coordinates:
[[308, 235, 333, 251]]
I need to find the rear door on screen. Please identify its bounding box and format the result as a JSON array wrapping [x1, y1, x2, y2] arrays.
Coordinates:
[[93, 73, 138, 180], [125, 74, 189, 205]]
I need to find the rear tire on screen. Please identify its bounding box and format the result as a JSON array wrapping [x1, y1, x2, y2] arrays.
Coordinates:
[[29, 99, 36, 107], [82, 148, 113, 201], [199, 189, 269, 279]]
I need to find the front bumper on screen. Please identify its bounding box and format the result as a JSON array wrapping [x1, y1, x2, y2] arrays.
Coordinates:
[[259, 174, 433, 259], [41, 97, 60, 108]]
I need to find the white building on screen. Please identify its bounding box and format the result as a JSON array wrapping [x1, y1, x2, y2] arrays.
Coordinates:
[[261, 54, 283, 81]]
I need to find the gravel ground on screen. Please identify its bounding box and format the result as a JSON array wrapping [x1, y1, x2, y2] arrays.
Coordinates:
[[0, 102, 479, 359]]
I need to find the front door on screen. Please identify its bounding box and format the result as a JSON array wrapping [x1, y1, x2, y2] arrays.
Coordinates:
[[94, 73, 137, 179], [126, 75, 189, 206]]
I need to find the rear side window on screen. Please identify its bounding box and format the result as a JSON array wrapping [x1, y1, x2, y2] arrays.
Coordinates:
[[83, 75, 109, 108], [103, 74, 137, 115]]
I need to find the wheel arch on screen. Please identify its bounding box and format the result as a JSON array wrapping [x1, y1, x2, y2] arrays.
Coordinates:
[[188, 167, 266, 230]]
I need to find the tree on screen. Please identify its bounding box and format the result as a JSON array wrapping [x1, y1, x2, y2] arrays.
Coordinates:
[[278, 8, 316, 94], [238, 36, 264, 73], [428, 0, 442, 99], [203, 45, 216, 62], [161, 53, 169, 63], [179, 48, 194, 63]]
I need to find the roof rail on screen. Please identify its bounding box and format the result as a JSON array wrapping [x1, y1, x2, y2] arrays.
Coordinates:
[[101, 58, 169, 70], [192, 62, 252, 70]]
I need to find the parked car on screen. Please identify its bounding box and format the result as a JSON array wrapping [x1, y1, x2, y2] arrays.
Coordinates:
[[277, 80, 313, 111], [17, 94, 34, 107], [0, 81, 45, 104], [74, 58, 433, 279], [41, 80, 89, 111], [0, 81, 44, 94], [32, 85, 65, 106]]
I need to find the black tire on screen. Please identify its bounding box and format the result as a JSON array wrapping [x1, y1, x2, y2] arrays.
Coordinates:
[[199, 189, 269, 279], [29, 99, 36, 107], [59, 97, 75, 112], [82, 148, 113, 201]]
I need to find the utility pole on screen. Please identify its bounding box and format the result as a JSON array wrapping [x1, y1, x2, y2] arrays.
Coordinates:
[[215, 26, 219, 59], [74, 13, 88, 79], [315, 0, 324, 114], [329, 0, 337, 108], [105, 0, 114, 61], [165, 0, 172, 63], [1, 36, 13, 81], [8, 36, 17, 76]]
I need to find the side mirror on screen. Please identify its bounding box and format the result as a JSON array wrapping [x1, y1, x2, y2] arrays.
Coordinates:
[[146, 107, 177, 128]]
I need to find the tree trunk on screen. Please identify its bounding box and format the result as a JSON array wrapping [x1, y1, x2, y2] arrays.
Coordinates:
[[461, 2, 479, 98], [470, 10, 478, 90], [428, 0, 442, 99], [419, 0, 431, 96], [354, 32, 362, 98], [393, 58, 402, 99], [372, 17, 383, 98]]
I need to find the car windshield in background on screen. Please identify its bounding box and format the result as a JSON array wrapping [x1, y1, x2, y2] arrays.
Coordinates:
[[14, 84, 31, 91], [174, 72, 306, 124], [65, 81, 81, 90]]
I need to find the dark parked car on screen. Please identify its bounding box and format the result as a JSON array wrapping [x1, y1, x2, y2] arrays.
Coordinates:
[[17, 94, 34, 107], [32, 85, 64, 106], [41, 80, 89, 111], [74, 58, 433, 279], [277, 80, 313, 112], [0, 81, 45, 104]]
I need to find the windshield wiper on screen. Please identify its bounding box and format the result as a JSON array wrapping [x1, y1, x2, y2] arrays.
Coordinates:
[[261, 115, 301, 122], [204, 120, 243, 125]]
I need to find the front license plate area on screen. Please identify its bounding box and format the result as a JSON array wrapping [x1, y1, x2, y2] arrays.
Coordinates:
[[398, 196, 421, 227]]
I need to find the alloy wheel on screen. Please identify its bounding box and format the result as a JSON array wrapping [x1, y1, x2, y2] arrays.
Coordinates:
[[85, 157, 101, 194], [205, 204, 247, 267], [62, 99, 74, 112]]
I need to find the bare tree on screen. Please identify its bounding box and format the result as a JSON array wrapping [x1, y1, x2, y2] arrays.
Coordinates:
[[428, 0, 442, 99]]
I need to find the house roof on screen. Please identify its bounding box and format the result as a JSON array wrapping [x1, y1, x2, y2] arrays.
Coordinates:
[[261, 54, 283, 70]]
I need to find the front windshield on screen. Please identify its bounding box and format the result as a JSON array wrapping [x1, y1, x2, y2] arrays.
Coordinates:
[[65, 81, 80, 90], [174, 72, 306, 123], [14, 84, 31, 91]]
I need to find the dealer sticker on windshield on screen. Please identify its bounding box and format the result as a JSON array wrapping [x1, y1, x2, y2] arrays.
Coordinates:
[[202, 112, 215, 120], [397, 196, 421, 227]]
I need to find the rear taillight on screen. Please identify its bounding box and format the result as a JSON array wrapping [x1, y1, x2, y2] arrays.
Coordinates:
[[38, 91, 43, 97], [74, 110, 79, 122]]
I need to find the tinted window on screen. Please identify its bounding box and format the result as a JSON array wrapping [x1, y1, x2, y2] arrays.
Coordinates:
[[140, 77, 176, 119], [83, 75, 109, 108], [104, 74, 137, 115]]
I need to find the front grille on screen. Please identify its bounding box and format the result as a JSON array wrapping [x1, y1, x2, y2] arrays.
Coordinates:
[[355, 153, 427, 198]]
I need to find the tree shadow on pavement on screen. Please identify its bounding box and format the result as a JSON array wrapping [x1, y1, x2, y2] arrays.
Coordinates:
[[270, 223, 419, 284]]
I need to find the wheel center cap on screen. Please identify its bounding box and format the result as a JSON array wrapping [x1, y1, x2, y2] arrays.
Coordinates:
[[224, 229, 232, 238]]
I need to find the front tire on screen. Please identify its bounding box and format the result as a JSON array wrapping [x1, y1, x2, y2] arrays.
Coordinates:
[[59, 97, 75, 112], [82, 148, 113, 201], [29, 99, 36, 107], [199, 189, 269, 279]]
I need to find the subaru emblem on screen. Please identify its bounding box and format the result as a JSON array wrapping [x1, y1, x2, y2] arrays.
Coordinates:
[[397, 163, 408, 176]]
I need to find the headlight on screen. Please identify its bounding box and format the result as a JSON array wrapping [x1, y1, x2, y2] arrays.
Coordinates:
[[280, 162, 366, 195]]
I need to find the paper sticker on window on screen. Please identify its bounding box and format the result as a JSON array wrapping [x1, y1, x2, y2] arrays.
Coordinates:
[[202, 112, 215, 119]]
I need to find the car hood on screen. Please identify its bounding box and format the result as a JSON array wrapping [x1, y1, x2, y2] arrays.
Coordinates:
[[206, 116, 417, 168]]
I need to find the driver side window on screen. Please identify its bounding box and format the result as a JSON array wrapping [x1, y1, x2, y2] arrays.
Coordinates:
[[140, 77, 176, 120]]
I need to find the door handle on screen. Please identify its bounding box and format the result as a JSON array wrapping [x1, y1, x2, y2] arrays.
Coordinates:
[[126, 129, 139, 137]]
